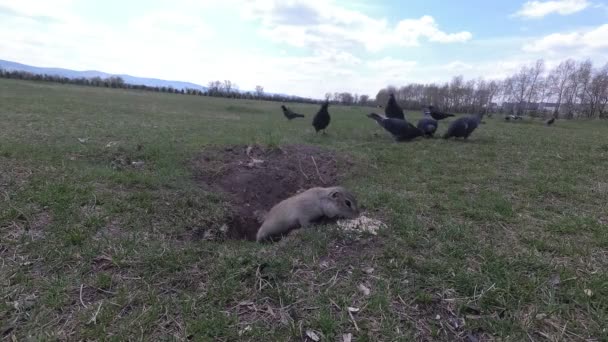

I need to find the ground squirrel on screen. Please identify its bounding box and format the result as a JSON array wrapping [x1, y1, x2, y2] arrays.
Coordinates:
[[256, 186, 359, 242]]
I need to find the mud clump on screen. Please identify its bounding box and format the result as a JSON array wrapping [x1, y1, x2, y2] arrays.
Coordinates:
[[194, 144, 349, 240]]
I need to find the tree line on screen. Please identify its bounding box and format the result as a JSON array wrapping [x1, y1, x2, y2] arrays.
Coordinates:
[[375, 58, 608, 119], [4, 57, 607, 119], [0, 68, 327, 104]]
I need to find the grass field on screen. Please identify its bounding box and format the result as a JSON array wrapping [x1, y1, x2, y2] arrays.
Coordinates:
[[1, 78, 607, 341]]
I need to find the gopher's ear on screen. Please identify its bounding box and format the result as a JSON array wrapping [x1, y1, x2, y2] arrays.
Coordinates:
[[330, 190, 340, 199]]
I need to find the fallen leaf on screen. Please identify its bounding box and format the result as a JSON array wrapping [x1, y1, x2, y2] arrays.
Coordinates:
[[306, 329, 320, 341], [347, 307, 360, 313], [105, 141, 118, 148], [12, 294, 36, 311], [238, 326, 252, 336], [362, 267, 374, 274], [246, 146, 253, 156], [219, 224, 228, 233], [548, 274, 561, 287], [584, 289, 593, 297], [358, 284, 371, 296], [342, 333, 352, 342], [247, 158, 265, 168], [435, 314, 441, 320], [535, 313, 547, 320], [77, 138, 89, 144]]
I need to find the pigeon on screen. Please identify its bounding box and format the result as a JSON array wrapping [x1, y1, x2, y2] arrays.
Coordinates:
[[443, 113, 483, 140], [385, 94, 405, 120], [417, 117, 438, 137], [545, 117, 556, 126], [312, 101, 330, 133], [426, 106, 455, 121], [281, 105, 305, 120], [367, 113, 423, 141]]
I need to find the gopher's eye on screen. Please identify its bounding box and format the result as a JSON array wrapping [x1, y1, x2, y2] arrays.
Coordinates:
[[345, 200, 352, 208]]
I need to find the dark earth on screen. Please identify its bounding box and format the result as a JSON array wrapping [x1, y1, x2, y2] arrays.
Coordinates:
[[193, 144, 349, 240]]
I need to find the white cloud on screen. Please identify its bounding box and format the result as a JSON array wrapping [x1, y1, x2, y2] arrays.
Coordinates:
[[2, 0, 605, 100], [244, 0, 471, 51], [0, 0, 75, 19], [523, 24, 608, 52], [514, 0, 589, 19]]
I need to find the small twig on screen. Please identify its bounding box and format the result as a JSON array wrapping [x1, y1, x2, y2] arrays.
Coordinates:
[[297, 158, 309, 180], [526, 332, 536, 342], [79, 284, 88, 308], [87, 301, 102, 325], [348, 309, 360, 332], [90, 193, 97, 213], [310, 156, 325, 184], [317, 270, 339, 288], [328, 298, 341, 311]]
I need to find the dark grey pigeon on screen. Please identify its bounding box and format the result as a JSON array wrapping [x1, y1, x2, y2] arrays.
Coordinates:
[[545, 117, 556, 126], [443, 113, 483, 140], [367, 113, 423, 141], [385, 94, 405, 120], [417, 117, 438, 137], [281, 105, 305, 120], [427, 105, 455, 120], [312, 101, 330, 133]]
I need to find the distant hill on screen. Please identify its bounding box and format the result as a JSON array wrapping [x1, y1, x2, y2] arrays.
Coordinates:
[[0, 59, 208, 91]]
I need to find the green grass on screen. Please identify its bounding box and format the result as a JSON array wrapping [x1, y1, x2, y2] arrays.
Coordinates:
[[1, 79, 607, 340]]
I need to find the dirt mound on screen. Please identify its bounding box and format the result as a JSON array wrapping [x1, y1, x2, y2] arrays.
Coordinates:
[[193, 144, 349, 240]]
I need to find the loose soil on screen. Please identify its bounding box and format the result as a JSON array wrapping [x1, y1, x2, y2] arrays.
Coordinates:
[[193, 144, 349, 240]]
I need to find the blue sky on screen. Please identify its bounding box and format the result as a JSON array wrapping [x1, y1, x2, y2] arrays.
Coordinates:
[[0, 0, 607, 98]]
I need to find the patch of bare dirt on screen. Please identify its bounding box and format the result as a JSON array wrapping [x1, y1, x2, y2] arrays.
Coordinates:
[[2, 209, 52, 243], [193, 144, 350, 240]]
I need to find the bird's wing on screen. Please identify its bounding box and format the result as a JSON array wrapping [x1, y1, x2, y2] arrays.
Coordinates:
[[382, 118, 409, 136]]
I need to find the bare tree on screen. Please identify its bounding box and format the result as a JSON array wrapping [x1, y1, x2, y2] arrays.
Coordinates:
[[548, 59, 577, 117], [255, 85, 264, 98], [525, 59, 545, 113], [359, 94, 370, 106], [339, 92, 354, 105], [368, 57, 607, 120]]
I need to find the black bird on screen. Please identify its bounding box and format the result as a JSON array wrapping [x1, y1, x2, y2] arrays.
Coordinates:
[[417, 117, 438, 137], [385, 94, 405, 120], [281, 105, 305, 120], [367, 113, 423, 141], [545, 117, 556, 126], [426, 105, 455, 121], [312, 101, 330, 133], [443, 113, 483, 140]]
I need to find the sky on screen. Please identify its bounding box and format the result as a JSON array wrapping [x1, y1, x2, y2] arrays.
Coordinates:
[[0, 0, 607, 98]]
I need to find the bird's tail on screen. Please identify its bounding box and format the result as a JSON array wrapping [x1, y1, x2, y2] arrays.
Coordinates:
[[366, 112, 384, 123], [294, 113, 305, 118]]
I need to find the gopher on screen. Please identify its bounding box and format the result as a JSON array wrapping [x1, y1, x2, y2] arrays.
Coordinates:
[[256, 186, 359, 242]]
